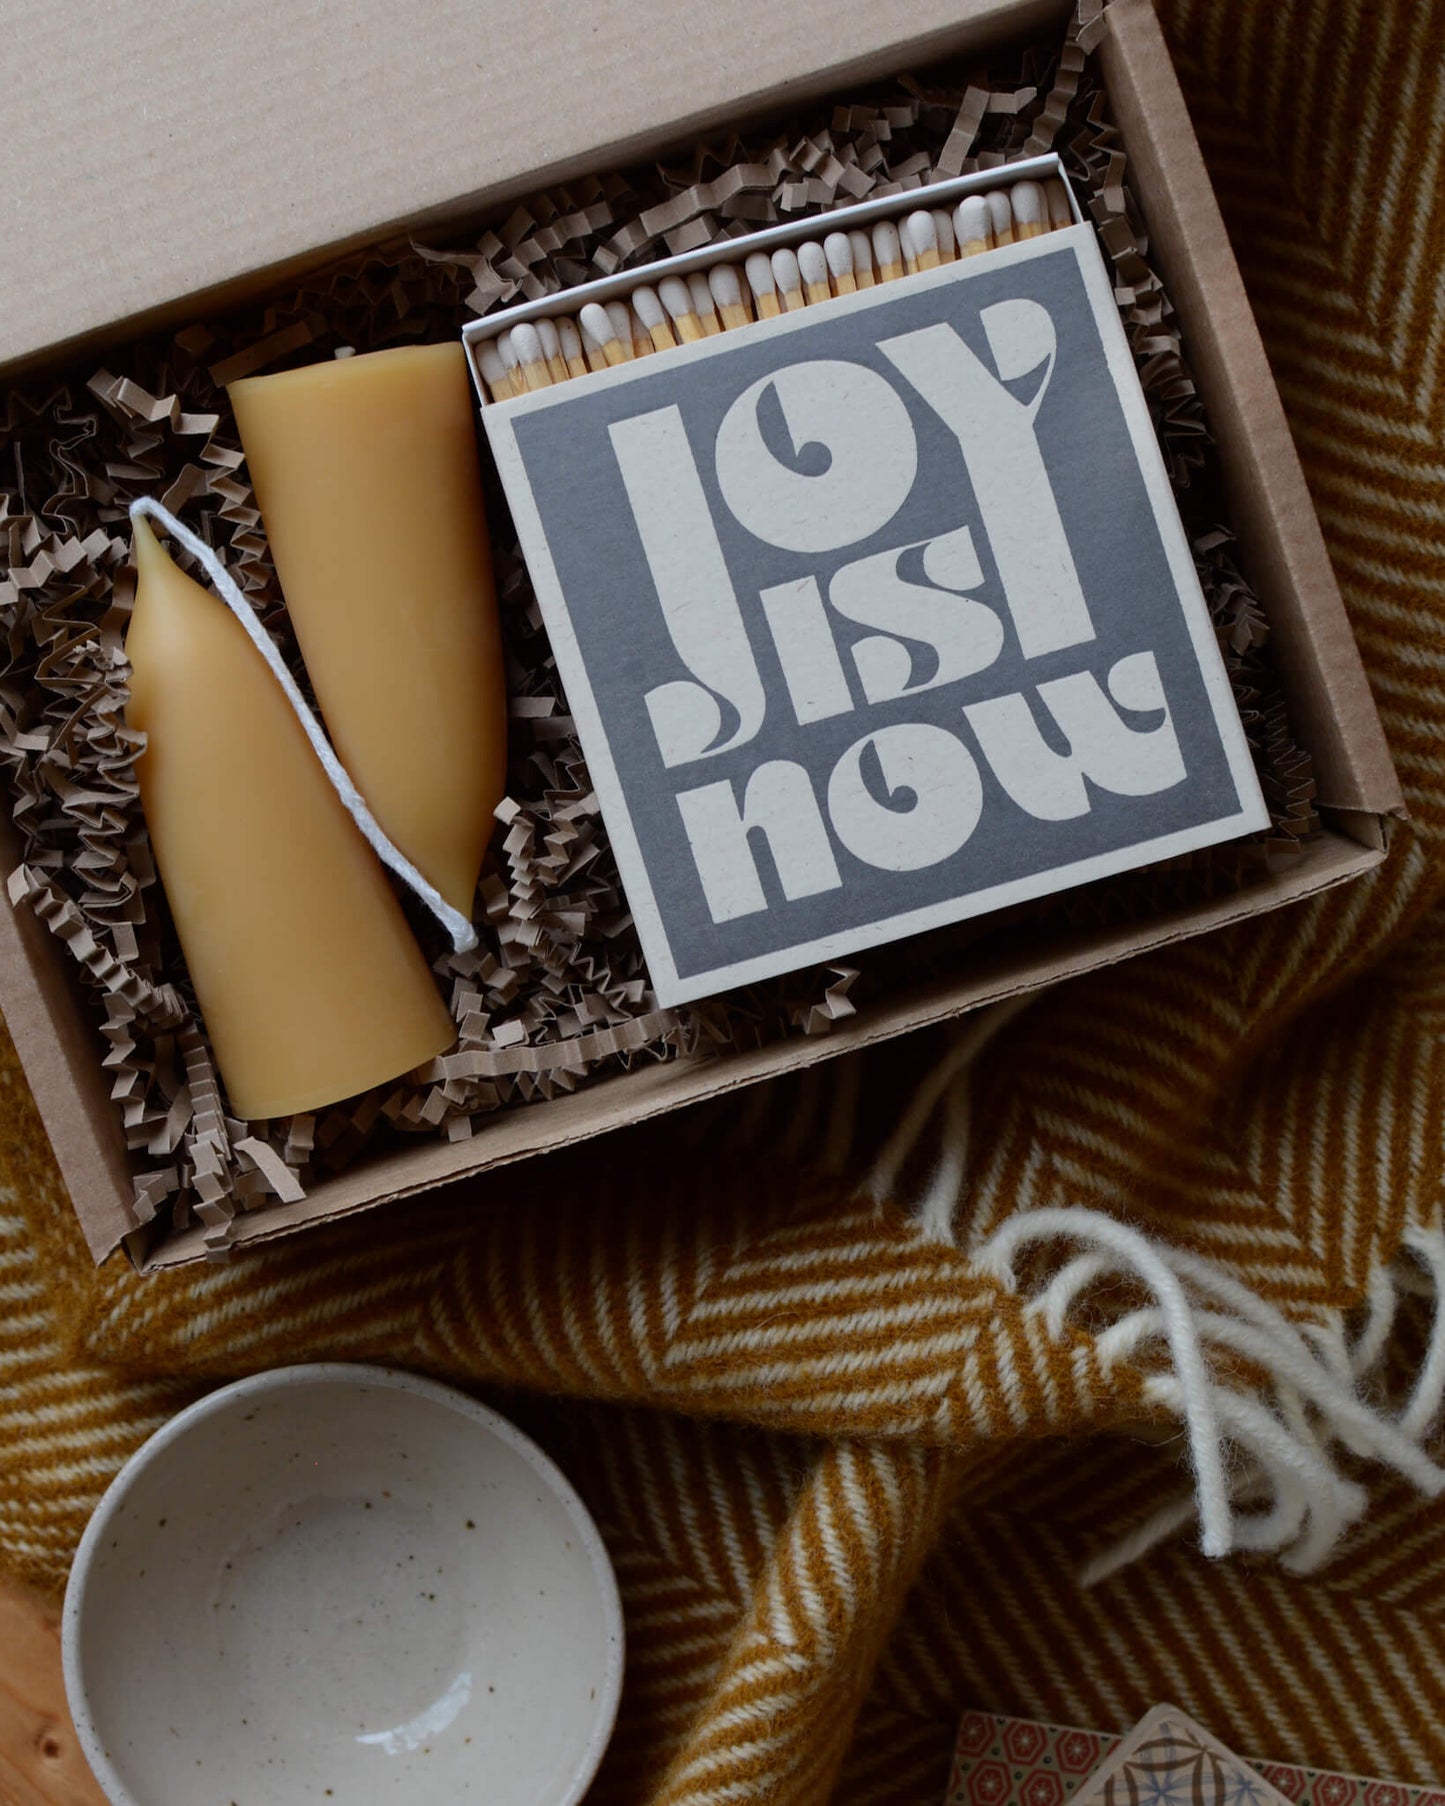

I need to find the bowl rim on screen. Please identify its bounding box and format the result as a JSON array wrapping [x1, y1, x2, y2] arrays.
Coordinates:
[[61, 1360, 626, 1806]]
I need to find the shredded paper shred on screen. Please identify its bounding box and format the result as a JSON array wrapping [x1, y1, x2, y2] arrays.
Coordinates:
[[0, 7, 1317, 1254]]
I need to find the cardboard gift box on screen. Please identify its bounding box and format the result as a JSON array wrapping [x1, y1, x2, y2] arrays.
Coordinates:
[[0, 0, 1402, 1269]]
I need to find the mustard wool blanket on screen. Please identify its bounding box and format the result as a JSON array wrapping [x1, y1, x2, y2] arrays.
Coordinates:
[[4, 0, 1445, 1797]]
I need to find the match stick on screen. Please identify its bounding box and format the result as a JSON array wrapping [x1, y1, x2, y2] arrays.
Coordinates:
[[932, 208, 957, 263], [576, 308, 610, 372], [955, 195, 992, 258], [557, 317, 589, 379], [1010, 181, 1047, 240], [604, 301, 638, 360], [872, 220, 904, 282], [987, 190, 1015, 248], [688, 272, 723, 336], [745, 251, 783, 319], [497, 329, 525, 395], [824, 232, 856, 294], [798, 239, 832, 305], [902, 211, 939, 274], [708, 263, 752, 330], [900, 212, 927, 275], [478, 341, 511, 402], [512, 322, 552, 391], [849, 229, 876, 287], [623, 303, 655, 359], [633, 284, 678, 351], [771, 247, 806, 311], [580, 302, 627, 367], [660, 275, 704, 342], [535, 318, 569, 384], [1045, 178, 1073, 230]]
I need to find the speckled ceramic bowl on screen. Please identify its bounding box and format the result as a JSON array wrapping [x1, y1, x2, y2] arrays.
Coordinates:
[[62, 1364, 624, 1805]]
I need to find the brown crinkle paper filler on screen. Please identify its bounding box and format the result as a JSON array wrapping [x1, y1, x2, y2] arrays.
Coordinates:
[[0, 6, 1317, 1254]]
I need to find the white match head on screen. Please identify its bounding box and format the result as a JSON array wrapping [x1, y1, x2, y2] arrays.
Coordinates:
[[903, 211, 937, 262], [497, 330, 521, 372], [933, 208, 956, 256], [707, 263, 743, 308], [579, 302, 616, 351], [605, 301, 634, 346], [824, 232, 853, 280], [848, 229, 874, 273], [744, 251, 777, 300], [633, 284, 666, 330], [1011, 180, 1045, 230], [770, 246, 802, 294], [955, 195, 991, 246], [871, 220, 901, 268], [987, 190, 1014, 238], [511, 322, 544, 366], [557, 318, 582, 359], [1045, 178, 1073, 228], [659, 276, 694, 321], [687, 272, 715, 317], [478, 342, 507, 386], [536, 317, 560, 358], [798, 240, 828, 288]]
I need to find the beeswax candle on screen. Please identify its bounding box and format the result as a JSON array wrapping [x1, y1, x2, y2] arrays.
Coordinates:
[[126, 519, 456, 1120], [229, 343, 506, 915]]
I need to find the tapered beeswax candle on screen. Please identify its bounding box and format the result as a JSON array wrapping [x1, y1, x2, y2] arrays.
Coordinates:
[[126, 518, 456, 1120], [228, 343, 506, 915]]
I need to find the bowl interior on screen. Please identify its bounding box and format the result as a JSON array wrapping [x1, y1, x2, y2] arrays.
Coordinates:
[[67, 1369, 622, 1806]]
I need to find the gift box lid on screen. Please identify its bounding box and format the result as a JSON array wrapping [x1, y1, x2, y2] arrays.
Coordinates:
[[0, 0, 1062, 375]]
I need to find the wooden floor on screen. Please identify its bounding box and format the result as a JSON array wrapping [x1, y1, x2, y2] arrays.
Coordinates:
[[0, 1575, 105, 1806]]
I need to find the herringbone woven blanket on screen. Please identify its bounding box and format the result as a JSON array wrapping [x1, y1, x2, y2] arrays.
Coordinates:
[[4, 0, 1445, 1798]]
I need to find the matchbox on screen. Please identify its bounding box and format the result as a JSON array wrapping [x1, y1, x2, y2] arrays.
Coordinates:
[[478, 189, 1269, 1005]]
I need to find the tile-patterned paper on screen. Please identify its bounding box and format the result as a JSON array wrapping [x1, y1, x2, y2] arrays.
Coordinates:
[[1068, 1704, 1290, 1806], [946, 1707, 1445, 1806]]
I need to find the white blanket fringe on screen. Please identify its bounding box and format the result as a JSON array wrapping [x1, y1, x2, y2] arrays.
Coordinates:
[[872, 1015, 1445, 1578], [866, 995, 1033, 1235], [128, 497, 479, 954], [987, 1209, 1445, 1577]]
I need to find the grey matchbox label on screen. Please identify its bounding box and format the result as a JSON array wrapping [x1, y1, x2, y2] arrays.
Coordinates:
[[485, 231, 1269, 1005]]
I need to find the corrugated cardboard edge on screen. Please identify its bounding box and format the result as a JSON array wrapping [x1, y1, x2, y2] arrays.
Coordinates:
[[0, 811, 136, 1262], [1098, 0, 1403, 821], [136, 828, 1382, 1270]]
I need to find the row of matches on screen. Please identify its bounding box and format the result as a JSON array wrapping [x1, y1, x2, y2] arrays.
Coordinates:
[[477, 177, 1073, 400]]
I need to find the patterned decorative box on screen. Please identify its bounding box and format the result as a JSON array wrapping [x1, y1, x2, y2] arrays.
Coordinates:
[[946, 1710, 1445, 1806]]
